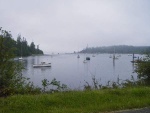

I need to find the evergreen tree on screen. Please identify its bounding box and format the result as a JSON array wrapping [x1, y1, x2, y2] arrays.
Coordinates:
[[30, 42, 36, 54], [22, 38, 30, 56], [0, 29, 22, 96], [16, 34, 22, 56]]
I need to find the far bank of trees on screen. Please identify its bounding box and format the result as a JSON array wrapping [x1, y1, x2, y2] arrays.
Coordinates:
[[81, 45, 150, 54], [0, 28, 43, 57], [16, 34, 43, 56]]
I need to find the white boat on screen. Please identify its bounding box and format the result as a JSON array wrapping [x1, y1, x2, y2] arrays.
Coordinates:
[[18, 57, 23, 60], [33, 62, 51, 68]]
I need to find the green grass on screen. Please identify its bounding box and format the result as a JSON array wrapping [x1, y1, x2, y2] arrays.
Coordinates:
[[1, 87, 150, 113]]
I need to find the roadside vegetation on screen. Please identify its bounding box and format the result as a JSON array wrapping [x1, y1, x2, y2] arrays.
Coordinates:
[[0, 28, 150, 113], [1, 87, 150, 113]]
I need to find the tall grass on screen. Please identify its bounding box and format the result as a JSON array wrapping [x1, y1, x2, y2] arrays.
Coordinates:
[[0, 87, 150, 113]]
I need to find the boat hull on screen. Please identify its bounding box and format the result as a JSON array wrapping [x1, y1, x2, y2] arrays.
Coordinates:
[[86, 57, 90, 60], [33, 63, 51, 68], [19, 57, 23, 60]]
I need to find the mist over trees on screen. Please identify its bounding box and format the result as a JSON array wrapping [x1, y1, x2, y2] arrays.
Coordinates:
[[80, 45, 150, 54]]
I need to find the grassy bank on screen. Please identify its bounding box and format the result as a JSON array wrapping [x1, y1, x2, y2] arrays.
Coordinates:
[[0, 87, 150, 113]]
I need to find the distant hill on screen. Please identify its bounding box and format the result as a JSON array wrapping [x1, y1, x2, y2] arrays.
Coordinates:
[[80, 45, 150, 54]]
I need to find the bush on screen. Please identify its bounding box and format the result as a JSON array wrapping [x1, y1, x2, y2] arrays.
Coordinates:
[[135, 54, 150, 85]]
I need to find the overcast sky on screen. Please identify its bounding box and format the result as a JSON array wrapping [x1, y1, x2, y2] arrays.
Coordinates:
[[0, 0, 150, 53]]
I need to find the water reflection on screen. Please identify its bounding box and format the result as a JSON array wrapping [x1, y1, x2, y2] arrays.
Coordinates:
[[132, 63, 135, 73], [113, 58, 115, 69]]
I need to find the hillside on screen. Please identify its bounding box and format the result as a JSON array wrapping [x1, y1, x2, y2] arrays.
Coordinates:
[[80, 45, 150, 54]]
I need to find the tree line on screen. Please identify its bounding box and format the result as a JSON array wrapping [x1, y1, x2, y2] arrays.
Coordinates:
[[0, 28, 43, 57], [80, 45, 150, 54]]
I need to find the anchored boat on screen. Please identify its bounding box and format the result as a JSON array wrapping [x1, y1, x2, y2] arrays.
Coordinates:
[[18, 57, 23, 60], [86, 57, 90, 60], [33, 62, 51, 68]]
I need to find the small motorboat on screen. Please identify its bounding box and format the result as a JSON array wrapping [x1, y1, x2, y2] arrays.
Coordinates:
[[86, 57, 90, 60], [33, 62, 51, 68]]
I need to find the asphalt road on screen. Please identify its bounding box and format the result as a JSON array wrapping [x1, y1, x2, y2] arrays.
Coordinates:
[[115, 107, 150, 113]]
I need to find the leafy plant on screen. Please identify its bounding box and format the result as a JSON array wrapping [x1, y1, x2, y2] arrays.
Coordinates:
[[135, 54, 150, 85], [41, 78, 68, 93]]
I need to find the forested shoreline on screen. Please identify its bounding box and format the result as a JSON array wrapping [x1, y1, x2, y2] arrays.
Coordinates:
[[15, 34, 43, 56], [81, 45, 150, 54], [0, 28, 43, 57]]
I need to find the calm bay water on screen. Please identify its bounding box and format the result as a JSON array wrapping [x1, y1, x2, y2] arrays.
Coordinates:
[[21, 54, 140, 89]]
